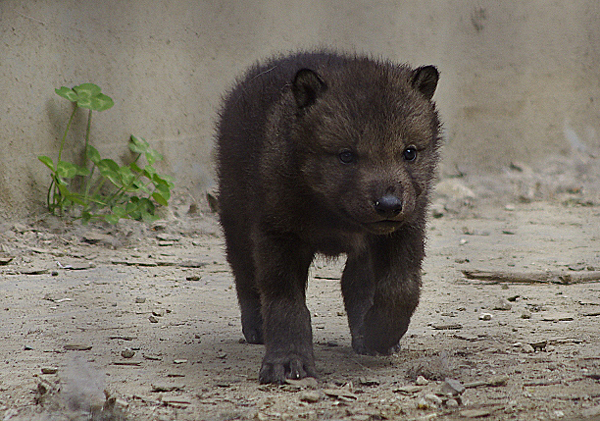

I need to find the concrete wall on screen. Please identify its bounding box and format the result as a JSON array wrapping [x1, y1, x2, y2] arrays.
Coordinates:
[[1, 1, 599, 220]]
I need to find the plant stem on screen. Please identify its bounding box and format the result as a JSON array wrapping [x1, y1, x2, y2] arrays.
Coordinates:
[[46, 178, 55, 212], [89, 178, 107, 205], [82, 165, 96, 211], [83, 109, 93, 169], [49, 104, 78, 214], [57, 105, 78, 167]]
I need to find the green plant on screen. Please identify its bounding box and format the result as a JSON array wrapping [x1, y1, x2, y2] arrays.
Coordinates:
[[38, 83, 174, 224]]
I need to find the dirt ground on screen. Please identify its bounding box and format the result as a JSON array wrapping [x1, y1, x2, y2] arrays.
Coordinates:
[[1, 157, 600, 421]]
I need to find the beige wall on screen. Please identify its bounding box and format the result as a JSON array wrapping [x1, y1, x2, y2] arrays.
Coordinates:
[[1, 1, 599, 220]]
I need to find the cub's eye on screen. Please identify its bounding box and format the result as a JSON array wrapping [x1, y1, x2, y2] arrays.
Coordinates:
[[338, 150, 355, 164], [403, 146, 418, 162]]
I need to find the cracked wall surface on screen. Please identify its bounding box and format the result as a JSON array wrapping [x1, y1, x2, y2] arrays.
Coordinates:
[[1, 1, 599, 220]]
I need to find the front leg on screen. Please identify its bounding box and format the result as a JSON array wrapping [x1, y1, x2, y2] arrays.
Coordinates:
[[253, 232, 317, 384], [342, 230, 423, 355], [341, 253, 377, 354]]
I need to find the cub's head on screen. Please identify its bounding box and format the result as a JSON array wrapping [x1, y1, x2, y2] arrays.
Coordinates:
[[291, 59, 441, 235]]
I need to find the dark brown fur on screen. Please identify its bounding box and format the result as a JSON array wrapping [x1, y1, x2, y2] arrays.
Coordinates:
[[215, 51, 441, 384]]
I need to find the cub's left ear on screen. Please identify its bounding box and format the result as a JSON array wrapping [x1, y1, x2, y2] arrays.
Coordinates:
[[412, 65, 439, 100], [292, 68, 328, 109]]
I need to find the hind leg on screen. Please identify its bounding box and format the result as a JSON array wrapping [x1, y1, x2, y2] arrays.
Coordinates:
[[254, 232, 317, 384], [222, 217, 264, 344], [235, 269, 264, 344]]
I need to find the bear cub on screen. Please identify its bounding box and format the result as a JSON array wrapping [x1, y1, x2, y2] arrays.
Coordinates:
[[215, 51, 441, 384]]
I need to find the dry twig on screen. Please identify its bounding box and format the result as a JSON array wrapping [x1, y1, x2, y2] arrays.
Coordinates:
[[462, 269, 600, 285]]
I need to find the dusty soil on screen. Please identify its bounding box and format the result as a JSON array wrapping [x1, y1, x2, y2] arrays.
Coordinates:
[[1, 161, 600, 421]]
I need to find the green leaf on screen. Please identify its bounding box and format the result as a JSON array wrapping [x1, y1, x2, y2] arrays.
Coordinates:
[[129, 135, 149, 154], [143, 165, 156, 180], [141, 211, 159, 223], [153, 173, 174, 189], [132, 180, 150, 194], [57, 161, 79, 179], [156, 183, 171, 197], [67, 193, 87, 206], [125, 200, 138, 213], [130, 162, 143, 174], [145, 149, 163, 166], [74, 83, 102, 97], [104, 214, 121, 224], [90, 93, 114, 111], [152, 191, 169, 206], [68, 83, 114, 111], [97, 159, 120, 174], [139, 198, 155, 213], [112, 205, 126, 217], [55, 86, 78, 102], [86, 145, 101, 165], [81, 211, 92, 224], [118, 166, 135, 187], [78, 167, 91, 177], [97, 159, 121, 187], [56, 182, 71, 198], [38, 155, 56, 172]]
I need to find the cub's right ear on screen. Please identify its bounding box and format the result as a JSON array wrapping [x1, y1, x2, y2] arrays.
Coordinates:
[[412, 65, 439, 100], [292, 68, 328, 109]]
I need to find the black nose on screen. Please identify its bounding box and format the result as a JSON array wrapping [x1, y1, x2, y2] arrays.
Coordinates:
[[374, 195, 403, 217]]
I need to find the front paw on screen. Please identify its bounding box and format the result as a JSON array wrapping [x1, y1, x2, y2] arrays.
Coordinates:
[[352, 336, 401, 356], [351, 306, 409, 356], [258, 351, 317, 384]]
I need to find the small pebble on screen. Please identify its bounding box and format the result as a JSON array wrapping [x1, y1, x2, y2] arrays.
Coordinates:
[[41, 367, 58, 375], [299, 390, 322, 403], [415, 375, 429, 386], [285, 377, 319, 389], [358, 377, 380, 386], [121, 348, 135, 358], [529, 340, 547, 350], [488, 375, 509, 387], [446, 398, 459, 408], [64, 344, 92, 351], [135, 297, 146, 303], [521, 344, 535, 353], [479, 313, 493, 321], [394, 385, 423, 395], [416, 397, 432, 410], [424, 393, 443, 406], [493, 298, 512, 311], [441, 378, 465, 396], [148, 315, 159, 323]]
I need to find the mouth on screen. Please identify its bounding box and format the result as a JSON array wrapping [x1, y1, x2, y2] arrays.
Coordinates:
[[364, 220, 404, 234]]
